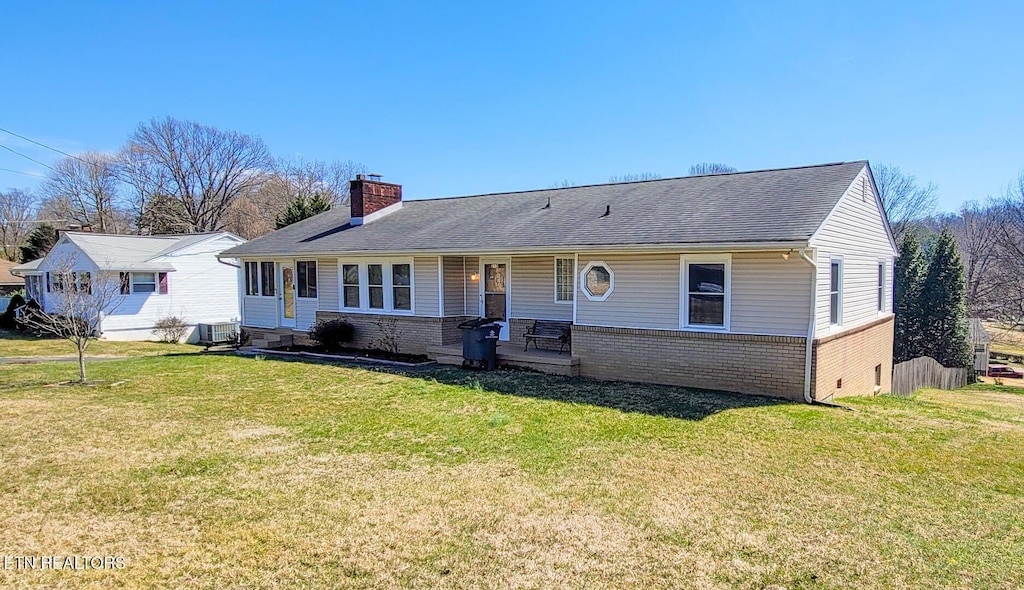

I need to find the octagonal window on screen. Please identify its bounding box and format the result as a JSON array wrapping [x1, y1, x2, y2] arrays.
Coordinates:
[[580, 262, 614, 301]]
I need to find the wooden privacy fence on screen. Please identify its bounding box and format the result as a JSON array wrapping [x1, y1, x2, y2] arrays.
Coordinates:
[[892, 356, 970, 395]]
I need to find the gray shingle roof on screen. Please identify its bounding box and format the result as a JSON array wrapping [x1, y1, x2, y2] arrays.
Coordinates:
[[222, 161, 868, 257]]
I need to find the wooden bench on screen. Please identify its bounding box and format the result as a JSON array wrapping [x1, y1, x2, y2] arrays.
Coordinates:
[[523, 320, 572, 354]]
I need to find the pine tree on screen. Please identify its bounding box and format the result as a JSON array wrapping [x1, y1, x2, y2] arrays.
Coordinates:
[[920, 228, 972, 367], [19, 224, 58, 263], [894, 231, 928, 363], [275, 194, 331, 229]]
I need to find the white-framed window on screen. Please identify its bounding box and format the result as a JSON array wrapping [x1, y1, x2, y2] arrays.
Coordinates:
[[342, 263, 360, 308], [877, 260, 886, 312], [338, 259, 414, 314], [244, 261, 259, 296], [579, 261, 614, 301], [132, 272, 157, 293], [392, 263, 412, 311], [680, 254, 731, 331], [554, 257, 574, 303], [296, 260, 318, 299], [260, 262, 276, 297], [830, 257, 843, 325]]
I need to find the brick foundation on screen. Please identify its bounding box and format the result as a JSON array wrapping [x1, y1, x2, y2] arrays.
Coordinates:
[[572, 325, 807, 400], [313, 312, 472, 355], [811, 316, 894, 401]]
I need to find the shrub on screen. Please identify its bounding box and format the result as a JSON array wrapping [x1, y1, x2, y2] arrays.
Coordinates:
[[0, 294, 26, 330], [154, 316, 190, 343], [309, 318, 355, 351]]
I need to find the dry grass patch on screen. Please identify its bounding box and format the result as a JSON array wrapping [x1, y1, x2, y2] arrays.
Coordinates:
[[0, 330, 200, 358], [1, 354, 1023, 588]]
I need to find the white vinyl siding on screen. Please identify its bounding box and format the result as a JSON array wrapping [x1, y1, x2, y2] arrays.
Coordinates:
[[98, 235, 243, 340], [811, 166, 897, 337], [317, 258, 339, 311], [442, 256, 466, 317], [243, 296, 277, 329], [510, 256, 573, 321], [577, 251, 813, 336], [463, 256, 480, 315], [576, 253, 679, 330], [413, 257, 440, 317], [729, 252, 813, 336]]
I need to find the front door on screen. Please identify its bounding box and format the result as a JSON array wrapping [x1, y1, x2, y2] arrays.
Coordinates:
[[480, 259, 510, 340], [280, 263, 296, 328]]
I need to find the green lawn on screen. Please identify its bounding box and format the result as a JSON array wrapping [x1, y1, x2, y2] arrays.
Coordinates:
[[0, 331, 201, 358], [1, 350, 1022, 588]]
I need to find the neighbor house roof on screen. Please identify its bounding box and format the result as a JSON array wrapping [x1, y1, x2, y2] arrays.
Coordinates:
[[10, 258, 42, 275], [969, 318, 992, 345], [0, 259, 21, 285], [223, 161, 870, 257], [56, 232, 241, 272]]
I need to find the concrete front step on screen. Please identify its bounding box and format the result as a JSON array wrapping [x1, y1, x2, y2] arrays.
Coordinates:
[[428, 344, 580, 377]]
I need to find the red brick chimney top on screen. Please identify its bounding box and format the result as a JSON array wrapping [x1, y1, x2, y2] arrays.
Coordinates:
[[350, 174, 402, 224]]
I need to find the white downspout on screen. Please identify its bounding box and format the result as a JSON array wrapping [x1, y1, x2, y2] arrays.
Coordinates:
[[798, 248, 816, 403]]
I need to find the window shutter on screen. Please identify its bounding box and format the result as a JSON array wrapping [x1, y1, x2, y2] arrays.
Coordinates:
[[158, 272, 169, 295], [120, 272, 130, 295], [46, 272, 51, 292]]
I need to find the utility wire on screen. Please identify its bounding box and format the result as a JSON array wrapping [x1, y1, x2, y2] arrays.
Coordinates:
[[0, 126, 87, 164], [0, 143, 56, 172], [0, 167, 45, 178]]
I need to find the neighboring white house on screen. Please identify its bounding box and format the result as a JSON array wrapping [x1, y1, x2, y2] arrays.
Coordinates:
[[223, 161, 898, 402], [12, 231, 244, 342]]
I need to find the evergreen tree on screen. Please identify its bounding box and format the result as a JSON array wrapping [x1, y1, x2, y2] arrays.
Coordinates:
[[19, 224, 58, 263], [275, 194, 331, 229], [920, 228, 972, 367], [894, 231, 928, 363]]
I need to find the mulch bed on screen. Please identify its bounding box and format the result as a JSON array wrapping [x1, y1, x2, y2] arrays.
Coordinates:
[[268, 344, 430, 364]]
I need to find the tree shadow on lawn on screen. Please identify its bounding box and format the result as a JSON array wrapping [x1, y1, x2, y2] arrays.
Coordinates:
[[247, 352, 795, 421]]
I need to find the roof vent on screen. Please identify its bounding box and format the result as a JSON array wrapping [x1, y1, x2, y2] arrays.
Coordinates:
[[601, 205, 610, 217]]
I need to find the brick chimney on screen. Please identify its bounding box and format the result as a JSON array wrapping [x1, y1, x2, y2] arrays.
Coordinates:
[[350, 173, 403, 226]]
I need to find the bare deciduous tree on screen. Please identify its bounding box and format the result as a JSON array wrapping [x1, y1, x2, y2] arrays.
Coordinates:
[[120, 117, 273, 233], [992, 171, 1024, 329], [871, 163, 938, 242], [949, 201, 1002, 316], [0, 188, 37, 261], [39, 152, 124, 233], [18, 254, 125, 383], [221, 157, 366, 238], [687, 163, 737, 176], [608, 172, 662, 183], [272, 157, 366, 207]]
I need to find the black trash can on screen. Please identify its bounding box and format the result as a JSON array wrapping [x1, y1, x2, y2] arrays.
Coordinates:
[[458, 318, 502, 370]]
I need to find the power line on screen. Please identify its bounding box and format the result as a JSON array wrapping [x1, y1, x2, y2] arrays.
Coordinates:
[[0, 143, 55, 172], [0, 167, 45, 178], [0, 126, 86, 163]]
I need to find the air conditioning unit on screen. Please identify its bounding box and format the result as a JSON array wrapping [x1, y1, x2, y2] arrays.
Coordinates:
[[197, 322, 239, 344]]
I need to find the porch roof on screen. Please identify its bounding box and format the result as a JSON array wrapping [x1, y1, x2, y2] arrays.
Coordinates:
[[223, 161, 867, 258]]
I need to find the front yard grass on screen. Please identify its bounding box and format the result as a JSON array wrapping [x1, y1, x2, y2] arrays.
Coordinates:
[[1, 352, 1022, 588], [0, 330, 200, 358]]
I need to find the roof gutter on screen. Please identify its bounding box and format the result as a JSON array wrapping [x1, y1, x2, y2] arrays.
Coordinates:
[[219, 240, 811, 260], [798, 248, 816, 404]]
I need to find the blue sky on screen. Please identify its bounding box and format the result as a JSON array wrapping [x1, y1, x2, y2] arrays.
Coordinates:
[[2, 1, 1022, 211]]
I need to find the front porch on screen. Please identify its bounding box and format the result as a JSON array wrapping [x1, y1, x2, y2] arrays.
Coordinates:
[[427, 342, 580, 377]]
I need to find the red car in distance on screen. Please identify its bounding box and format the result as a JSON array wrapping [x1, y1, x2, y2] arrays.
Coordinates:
[[987, 365, 1024, 378]]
